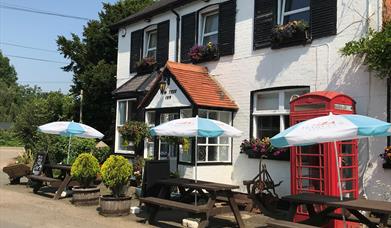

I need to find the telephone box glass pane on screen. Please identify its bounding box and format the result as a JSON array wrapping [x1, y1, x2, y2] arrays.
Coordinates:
[[294, 103, 326, 111]]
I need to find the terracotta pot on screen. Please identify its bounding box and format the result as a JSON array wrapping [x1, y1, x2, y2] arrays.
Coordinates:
[[99, 195, 131, 217], [72, 186, 100, 206]]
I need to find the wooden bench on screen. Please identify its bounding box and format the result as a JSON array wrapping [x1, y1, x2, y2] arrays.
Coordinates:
[[27, 153, 74, 200], [2, 163, 31, 184], [140, 197, 208, 213], [266, 218, 319, 228]]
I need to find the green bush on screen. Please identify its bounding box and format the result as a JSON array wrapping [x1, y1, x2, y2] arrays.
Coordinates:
[[71, 153, 100, 188], [31, 133, 97, 164], [93, 146, 111, 164], [101, 155, 132, 198], [0, 129, 23, 147]]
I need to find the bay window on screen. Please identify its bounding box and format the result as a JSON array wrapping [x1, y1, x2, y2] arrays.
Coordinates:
[[116, 99, 137, 153], [197, 109, 231, 163], [145, 111, 156, 158]]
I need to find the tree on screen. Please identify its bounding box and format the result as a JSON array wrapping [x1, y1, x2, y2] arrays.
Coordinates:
[[0, 51, 25, 122], [57, 0, 153, 145], [0, 51, 17, 86], [14, 92, 74, 151], [341, 21, 391, 80]]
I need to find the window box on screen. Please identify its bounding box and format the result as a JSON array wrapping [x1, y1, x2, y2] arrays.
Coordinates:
[[240, 137, 288, 160], [188, 43, 219, 64], [380, 146, 391, 169], [271, 20, 311, 49], [136, 57, 157, 75]]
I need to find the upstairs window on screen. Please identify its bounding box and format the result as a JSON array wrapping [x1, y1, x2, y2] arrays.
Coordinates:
[[201, 11, 219, 45], [145, 29, 157, 58], [277, 0, 310, 24]]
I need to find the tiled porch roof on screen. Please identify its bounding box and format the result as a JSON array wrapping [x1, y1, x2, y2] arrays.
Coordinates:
[[140, 61, 238, 110], [113, 71, 159, 96]]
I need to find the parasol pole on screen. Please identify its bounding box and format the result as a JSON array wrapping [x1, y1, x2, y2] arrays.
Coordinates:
[[194, 116, 198, 206], [333, 141, 346, 227], [67, 135, 72, 164]]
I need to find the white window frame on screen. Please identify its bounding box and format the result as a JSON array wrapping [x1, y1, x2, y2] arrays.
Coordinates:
[[144, 26, 157, 58], [197, 109, 232, 163], [252, 88, 309, 137], [115, 98, 137, 154], [143, 111, 156, 158], [199, 6, 219, 46], [277, 0, 310, 25]]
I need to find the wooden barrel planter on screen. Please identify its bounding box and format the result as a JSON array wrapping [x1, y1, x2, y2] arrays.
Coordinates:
[[99, 195, 131, 217], [72, 186, 100, 206]]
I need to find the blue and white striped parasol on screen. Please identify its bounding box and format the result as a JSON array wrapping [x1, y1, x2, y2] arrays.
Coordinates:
[[38, 121, 104, 163], [271, 113, 391, 226]]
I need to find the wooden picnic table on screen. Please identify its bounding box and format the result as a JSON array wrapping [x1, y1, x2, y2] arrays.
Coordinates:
[[28, 163, 74, 200], [282, 193, 391, 228], [140, 178, 245, 228]]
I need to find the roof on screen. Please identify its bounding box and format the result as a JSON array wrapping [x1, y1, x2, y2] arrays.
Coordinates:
[[300, 91, 354, 101], [111, 0, 197, 30], [141, 61, 238, 110], [113, 71, 159, 96]]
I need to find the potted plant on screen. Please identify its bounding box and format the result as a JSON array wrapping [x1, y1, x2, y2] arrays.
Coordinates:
[[70, 153, 100, 206], [271, 20, 310, 49], [188, 42, 219, 63], [380, 146, 391, 169], [118, 121, 150, 150], [135, 57, 157, 75], [99, 155, 133, 216]]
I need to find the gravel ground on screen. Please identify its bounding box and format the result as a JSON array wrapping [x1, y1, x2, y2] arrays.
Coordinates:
[[0, 147, 268, 228]]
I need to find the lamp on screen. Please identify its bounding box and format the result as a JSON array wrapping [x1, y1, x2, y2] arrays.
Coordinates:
[[159, 78, 167, 94], [159, 73, 170, 94]]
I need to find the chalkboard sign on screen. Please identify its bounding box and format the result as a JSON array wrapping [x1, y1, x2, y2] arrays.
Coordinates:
[[32, 153, 47, 175]]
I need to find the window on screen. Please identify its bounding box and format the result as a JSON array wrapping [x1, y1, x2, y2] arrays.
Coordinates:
[[145, 111, 156, 158], [277, 0, 310, 25], [116, 99, 137, 153], [252, 88, 309, 139], [197, 109, 231, 163], [144, 29, 157, 58], [159, 113, 179, 160], [200, 11, 219, 45], [179, 109, 193, 163]]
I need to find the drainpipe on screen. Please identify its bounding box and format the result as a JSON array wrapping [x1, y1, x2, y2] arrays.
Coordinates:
[[171, 9, 180, 62]]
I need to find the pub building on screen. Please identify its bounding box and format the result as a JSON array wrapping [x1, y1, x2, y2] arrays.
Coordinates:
[[111, 0, 390, 201]]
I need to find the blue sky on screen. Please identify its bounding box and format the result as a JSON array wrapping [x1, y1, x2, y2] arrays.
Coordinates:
[[0, 0, 117, 93]]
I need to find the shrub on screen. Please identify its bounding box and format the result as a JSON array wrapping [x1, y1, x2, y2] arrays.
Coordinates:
[[15, 150, 34, 165], [71, 153, 100, 188], [0, 129, 23, 146], [93, 146, 111, 164], [101, 155, 132, 198]]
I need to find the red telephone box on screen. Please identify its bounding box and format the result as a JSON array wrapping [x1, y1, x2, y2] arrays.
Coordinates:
[[290, 91, 359, 227]]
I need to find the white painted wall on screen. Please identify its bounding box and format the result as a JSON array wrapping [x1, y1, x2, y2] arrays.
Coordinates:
[[116, 0, 390, 200]]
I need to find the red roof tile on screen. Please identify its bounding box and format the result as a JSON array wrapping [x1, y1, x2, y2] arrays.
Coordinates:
[[166, 61, 238, 110]]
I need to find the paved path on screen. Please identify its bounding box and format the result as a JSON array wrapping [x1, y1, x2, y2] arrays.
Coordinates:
[[0, 147, 149, 228], [0, 147, 269, 228]]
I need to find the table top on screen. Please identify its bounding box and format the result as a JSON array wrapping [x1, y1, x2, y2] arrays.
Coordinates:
[[157, 178, 239, 191], [44, 164, 71, 171], [282, 193, 391, 214]]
